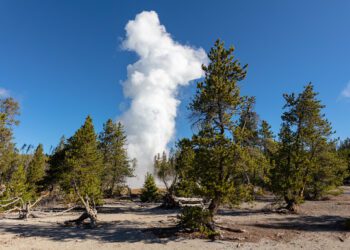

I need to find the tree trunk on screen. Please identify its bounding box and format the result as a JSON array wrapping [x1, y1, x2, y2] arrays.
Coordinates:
[[161, 193, 177, 208], [65, 206, 97, 227], [20, 202, 30, 219], [284, 197, 298, 213], [65, 185, 98, 228], [207, 196, 221, 231]]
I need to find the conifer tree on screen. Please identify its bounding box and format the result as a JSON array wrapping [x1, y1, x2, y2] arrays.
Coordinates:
[[0, 164, 33, 215], [338, 138, 350, 181], [189, 39, 251, 223], [272, 83, 347, 211], [238, 97, 259, 147], [140, 173, 158, 202], [237, 98, 271, 192], [62, 116, 103, 227], [154, 151, 176, 192], [173, 139, 197, 197], [258, 120, 276, 157], [154, 150, 179, 207], [6, 164, 31, 201], [27, 144, 46, 192], [0, 97, 19, 184], [99, 119, 134, 196], [45, 136, 67, 189]]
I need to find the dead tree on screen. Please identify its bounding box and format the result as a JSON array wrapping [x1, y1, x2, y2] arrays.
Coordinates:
[[64, 184, 98, 227], [0, 192, 49, 219]]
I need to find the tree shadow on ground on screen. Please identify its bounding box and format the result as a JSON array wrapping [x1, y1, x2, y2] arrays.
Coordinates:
[[251, 215, 348, 232], [97, 205, 179, 216], [218, 209, 274, 217], [0, 220, 182, 244]]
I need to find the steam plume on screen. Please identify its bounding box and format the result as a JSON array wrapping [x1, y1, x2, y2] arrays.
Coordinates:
[[120, 11, 207, 187]]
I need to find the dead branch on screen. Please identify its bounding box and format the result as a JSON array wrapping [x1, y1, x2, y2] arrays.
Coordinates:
[[0, 197, 21, 208], [29, 192, 49, 209], [4, 206, 21, 214]]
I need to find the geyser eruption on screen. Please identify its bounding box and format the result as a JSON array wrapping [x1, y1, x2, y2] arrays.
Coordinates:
[[120, 11, 207, 187]]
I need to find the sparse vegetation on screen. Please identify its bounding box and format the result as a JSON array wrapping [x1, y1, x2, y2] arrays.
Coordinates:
[[0, 39, 349, 247], [140, 173, 158, 202]]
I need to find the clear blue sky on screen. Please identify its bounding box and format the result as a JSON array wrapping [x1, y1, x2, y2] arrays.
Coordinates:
[[1, 0, 350, 152]]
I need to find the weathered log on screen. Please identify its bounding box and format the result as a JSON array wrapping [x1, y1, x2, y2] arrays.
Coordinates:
[[173, 196, 209, 209]]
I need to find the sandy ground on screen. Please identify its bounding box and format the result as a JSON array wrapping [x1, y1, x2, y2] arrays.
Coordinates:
[[0, 187, 349, 250]]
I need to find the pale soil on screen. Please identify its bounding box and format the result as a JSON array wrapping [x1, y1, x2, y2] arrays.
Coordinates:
[[0, 187, 349, 250]]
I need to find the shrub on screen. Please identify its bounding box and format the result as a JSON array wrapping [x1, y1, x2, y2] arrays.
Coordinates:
[[178, 206, 217, 237], [140, 173, 158, 202]]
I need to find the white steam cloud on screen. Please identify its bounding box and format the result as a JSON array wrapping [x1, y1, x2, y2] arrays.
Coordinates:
[[120, 11, 207, 187]]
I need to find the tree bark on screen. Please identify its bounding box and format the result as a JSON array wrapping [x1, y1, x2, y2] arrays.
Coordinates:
[[284, 197, 298, 213], [66, 184, 98, 227]]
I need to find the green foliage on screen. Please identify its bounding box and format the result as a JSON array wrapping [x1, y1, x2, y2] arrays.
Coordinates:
[[0, 97, 19, 184], [140, 173, 158, 202], [154, 151, 176, 193], [189, 39, 253, 216], [338, 138, 350, 181], [179, 206, 214, 235], [272, 83, 347, 208], [4, 164, 33, 205], [27, 144, 46, 192], [173, 139, 198, 197], [306, 147, 347, 199], [44, 136, 67, 189], [99, 119, 134, 196], [61, 116, 103, 205]]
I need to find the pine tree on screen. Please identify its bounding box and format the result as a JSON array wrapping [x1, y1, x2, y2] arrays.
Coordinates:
[[0, 97, 19, 184], [338, 138, 350, 181], [154, 150, 179, 207], [189, 39, 251, 223], [44, 136, 67, 189], [238, 97, 259, 147], [99, 119, 134, 196], [272, 83, 347, 211], [27, 144, 46, 192], [62, 116, 103, 227], [6, 164, 31, 201], [154, 151, 176, 192], [307, 141, 347, 199], [256, 120, 277, 189], [173, 139, 197, 197], [258, 120, 276, 157], [1, 164, 32, 214], [140, 173, 158, 202]]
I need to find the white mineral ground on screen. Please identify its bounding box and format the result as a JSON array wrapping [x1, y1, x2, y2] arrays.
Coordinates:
[[0, 186, 349, 249]]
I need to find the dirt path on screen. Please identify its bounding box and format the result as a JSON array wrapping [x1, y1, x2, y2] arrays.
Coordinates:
[[0, 187, 349, 249]]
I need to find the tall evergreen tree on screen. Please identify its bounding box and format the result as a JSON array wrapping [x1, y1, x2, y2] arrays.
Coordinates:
[[99, 119, 134, 196], [27, 144, 46, 192], [62, 116, 103, 227], [338, 138, 350, 181], [238, 97, 259, 147], [0, 164, 33, 215], [0, 98, 19, 184], [44, 136, 67, 189], [258, 120, 276, 156], [272, 83, 347, 211], [189, 39, 251, 223]]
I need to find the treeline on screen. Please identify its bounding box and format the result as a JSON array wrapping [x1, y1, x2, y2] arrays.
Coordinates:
[[0, 39, 350, 231], [0, 111, 134, 224]]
